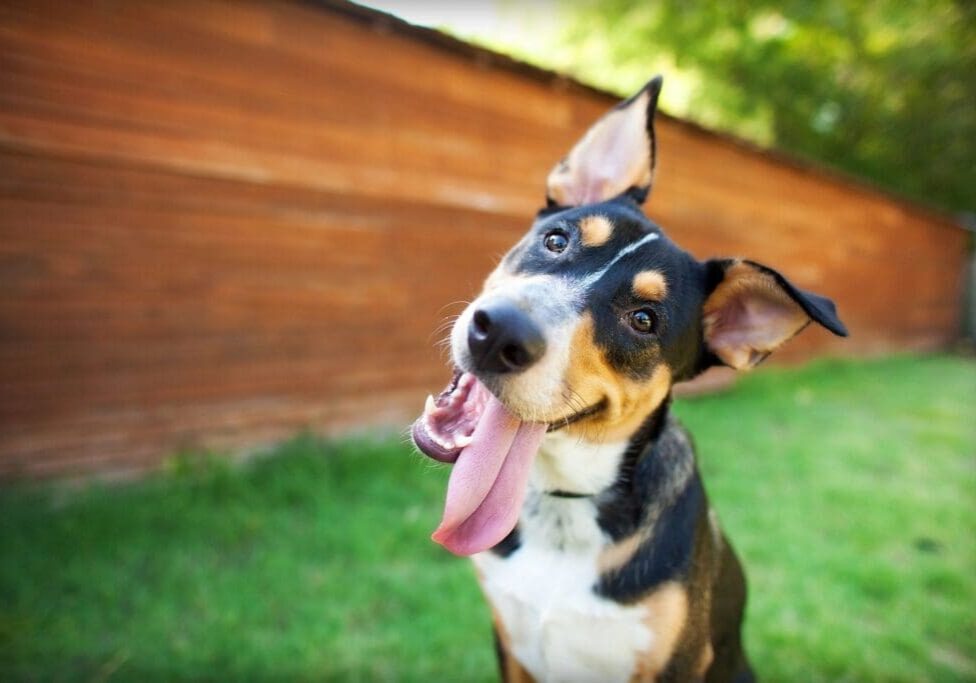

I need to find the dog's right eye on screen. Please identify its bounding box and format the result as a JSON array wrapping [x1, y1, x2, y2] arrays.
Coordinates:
[[544, 230, 569, 254], [627, 309, 656, 334]]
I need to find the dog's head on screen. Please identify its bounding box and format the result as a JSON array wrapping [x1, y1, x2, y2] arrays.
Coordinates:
[[413, 77, 846, 555]]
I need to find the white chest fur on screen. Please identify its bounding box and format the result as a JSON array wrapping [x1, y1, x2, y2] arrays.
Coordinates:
[[472, 434, 654, 683]]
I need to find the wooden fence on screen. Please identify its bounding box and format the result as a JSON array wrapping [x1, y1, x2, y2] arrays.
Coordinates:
[[0, 0, 968, 478]]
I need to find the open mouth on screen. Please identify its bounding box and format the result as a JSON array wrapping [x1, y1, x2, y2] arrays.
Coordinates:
[[411, 368, 604, 556], [411, 370, 482, 463]]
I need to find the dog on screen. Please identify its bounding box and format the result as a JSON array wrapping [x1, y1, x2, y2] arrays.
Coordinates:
[[411, 76, 847, 683]]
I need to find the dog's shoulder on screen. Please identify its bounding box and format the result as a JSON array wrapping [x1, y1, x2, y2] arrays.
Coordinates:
[[595, 415, 708, 600]]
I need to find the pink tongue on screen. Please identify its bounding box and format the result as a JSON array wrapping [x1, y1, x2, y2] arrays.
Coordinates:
[[432, 393, 547, 556]]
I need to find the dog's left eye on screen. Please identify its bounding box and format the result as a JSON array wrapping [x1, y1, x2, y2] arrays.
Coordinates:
[[543, 230, 569, 254], [627, 309, 656, 334]]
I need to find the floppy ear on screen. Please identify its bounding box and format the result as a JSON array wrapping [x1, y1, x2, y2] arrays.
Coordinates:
[[546, 76, 663, 208], [702, 259, 848, 370]]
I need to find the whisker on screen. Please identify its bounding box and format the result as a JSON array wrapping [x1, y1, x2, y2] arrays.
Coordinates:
[[563, 386, 588, 414], [430, 327, 455, 346], [566, 386, 588, 411], [431, 318, 458, 335], [427, 315, 461, 344], [437, 300, 470, 315]]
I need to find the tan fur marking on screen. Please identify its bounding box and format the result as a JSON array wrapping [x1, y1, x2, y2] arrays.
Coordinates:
[[696, 642, 715, 677], [579, 215, 614, 247], [632, 270, 668, 301], [702, 260, 809, 370], [598, 532, 645, 574], [629, 582, 690, 682], [562, 314, 672, 442], [491, 608, 537, 683]]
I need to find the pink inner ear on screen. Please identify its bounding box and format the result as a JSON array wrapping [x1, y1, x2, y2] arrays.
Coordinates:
[[704, 270, 810, 370], [547, 88, 654, 207]]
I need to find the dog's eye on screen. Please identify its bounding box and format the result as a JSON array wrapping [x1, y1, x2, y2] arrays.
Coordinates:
[[543, 230, 569, 254], [628, 309, 656, 334]]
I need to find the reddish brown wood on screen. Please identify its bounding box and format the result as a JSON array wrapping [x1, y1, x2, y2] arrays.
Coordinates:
[[0, 0, 967, 478]]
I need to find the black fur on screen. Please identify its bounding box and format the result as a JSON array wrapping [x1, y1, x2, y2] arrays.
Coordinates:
[[490, 526, 521, 558], [593, 398, 672, 541], [596, 474, 705, 602]]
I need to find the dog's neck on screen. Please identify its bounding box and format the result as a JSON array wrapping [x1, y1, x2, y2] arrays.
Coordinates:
[[532, 433, 630, 495], [530, 397, 674, 499], [515, 397, 694, 557]]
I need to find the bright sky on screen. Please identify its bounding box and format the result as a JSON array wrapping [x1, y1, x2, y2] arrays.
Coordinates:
[[354, 1, 558, 47]]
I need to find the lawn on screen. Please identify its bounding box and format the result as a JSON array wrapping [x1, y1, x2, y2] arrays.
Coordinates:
[[1, 355, 974, 682]]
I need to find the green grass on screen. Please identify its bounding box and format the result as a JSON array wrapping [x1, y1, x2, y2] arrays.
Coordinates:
[[1, 355, 974, 682]]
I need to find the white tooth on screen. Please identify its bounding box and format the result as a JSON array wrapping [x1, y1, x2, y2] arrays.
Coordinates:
[[425, 394, 436, 413], [454, 434, 473, 448]]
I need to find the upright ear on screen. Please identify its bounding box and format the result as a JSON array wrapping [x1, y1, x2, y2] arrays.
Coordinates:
[[546, 76, 663, 208], [702, 259, 848, 370]]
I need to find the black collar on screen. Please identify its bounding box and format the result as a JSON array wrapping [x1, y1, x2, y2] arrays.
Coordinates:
[[543, 489, 592, 499]]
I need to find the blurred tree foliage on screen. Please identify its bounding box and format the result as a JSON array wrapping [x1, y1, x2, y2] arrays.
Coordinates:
[[541, 1, 975, 214]]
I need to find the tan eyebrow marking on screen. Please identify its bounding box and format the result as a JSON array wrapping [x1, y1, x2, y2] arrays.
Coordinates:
[[632, 270, 668, 300], [579, 215, 613, 247]]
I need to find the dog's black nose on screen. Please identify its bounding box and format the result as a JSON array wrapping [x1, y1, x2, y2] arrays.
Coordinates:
[[468, 302, 546, 374]]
